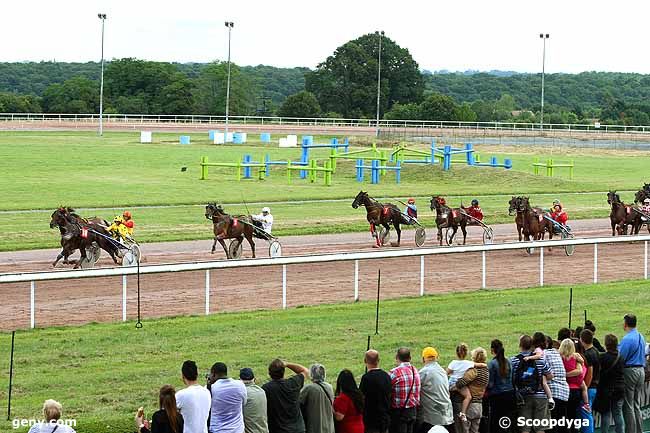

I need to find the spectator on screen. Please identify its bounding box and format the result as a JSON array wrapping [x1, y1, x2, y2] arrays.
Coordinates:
[[559, 339, 589, 433], [299, 364, 335, 433], [207, 362, 247, 433], [389, 347, 421, 433], [446, 343, 479, 425], [28, 399, 77, 433], [487, 339, 516, 433], [454, 347, 489, 433], [618, 314, 646, 433], [240, 368, 268, 433], [135, 385, 184, 433], [511, 335, 553, 433], [544, 336, 570, 433], [558, 328, 572, 342], [262, 359, 309, 433], [333, 369, 365, 433], [416, 347, 454, 433], [580, 330, 599, 433], [583, 320, 605, 353], [360, 349, 392, 433], [175, 361, 211, 433], [524, 333, 556, 410], [594, 335, 625, 433]]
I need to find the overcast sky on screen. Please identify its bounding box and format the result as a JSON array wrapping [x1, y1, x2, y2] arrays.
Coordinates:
[[2, 0, 649, 74]]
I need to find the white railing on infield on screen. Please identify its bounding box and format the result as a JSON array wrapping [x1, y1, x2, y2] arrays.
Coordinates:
[[1, 235, 649, 329], [1, 112, 649, 134]]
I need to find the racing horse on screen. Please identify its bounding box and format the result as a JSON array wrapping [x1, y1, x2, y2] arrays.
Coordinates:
[[508, 196, 526, 241], [519, 197, 554, 241], [351, 191, 410, 247], [49, 207, 120, 268], [205, 203, 257, 258], [634, 187, 650, 204], [607, 191, 640, 235], [429, 196, 468, 246]]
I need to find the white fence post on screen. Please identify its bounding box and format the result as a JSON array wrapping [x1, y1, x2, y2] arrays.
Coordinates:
[[539, 247, 544, 287], [205, 270, 210, 315], [354, 260, 359, 301], [593, 244, 598, 283], [420, 256, 425, 296], [481, 251, 486, 289], [643, 241, 648, 280], [282, 265, 287, 309], [122, 275, 127, 322], [30, 281, 35, 329]]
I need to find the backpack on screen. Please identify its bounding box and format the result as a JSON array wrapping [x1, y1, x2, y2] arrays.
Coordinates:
[[513, 354, 542, 397]]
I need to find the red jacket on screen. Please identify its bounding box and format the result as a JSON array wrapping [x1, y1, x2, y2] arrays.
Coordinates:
[[550, 210, 568, 225], [466, 206, 483, 221]]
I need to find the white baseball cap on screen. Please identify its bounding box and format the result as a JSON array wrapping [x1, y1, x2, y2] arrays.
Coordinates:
[[262, 207, 270, 213]]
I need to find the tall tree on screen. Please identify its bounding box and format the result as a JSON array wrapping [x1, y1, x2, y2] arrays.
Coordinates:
[[42, 76, 98, 113], [277, 91, 321, 118], [193, 61, 256, 115], [306, 33, 423, 118]]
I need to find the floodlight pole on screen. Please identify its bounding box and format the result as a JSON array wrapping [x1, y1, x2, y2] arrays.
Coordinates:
[[98, 13, 107, 137], [539, 33, 549, 130], [375, 31, 384, 138], [224, 21, 234, 143]]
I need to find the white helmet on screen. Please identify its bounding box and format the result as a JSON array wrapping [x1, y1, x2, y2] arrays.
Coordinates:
[[262, 207, 271, 213], [644, 198, 650, 204]]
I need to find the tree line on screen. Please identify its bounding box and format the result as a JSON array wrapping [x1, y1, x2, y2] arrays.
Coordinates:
[[1, 35, 649, 125]]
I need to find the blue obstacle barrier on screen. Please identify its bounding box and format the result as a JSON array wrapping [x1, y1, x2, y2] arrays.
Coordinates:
[[233, 132, 246, 144], [263, 154, 308, 178], [356, 159, 401, 184], [180, 135, 191, 145], [260, 133, 271, 143], [208, 130, 220, 141], [473, 156, 513, 169], [242, 154, 264, 178]]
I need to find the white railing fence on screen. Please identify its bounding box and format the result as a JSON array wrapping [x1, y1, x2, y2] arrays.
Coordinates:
[[1, 235, 649, 329], [1, 113, 649, 134]]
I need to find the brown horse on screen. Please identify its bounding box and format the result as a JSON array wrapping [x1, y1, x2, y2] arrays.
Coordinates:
[[508, 196, 526, 241], [607, 191, 640, 235], [429, 196, 468, 246], [520, 197, 554, 241], [49, 207, 120, 268], [352, 191, 410, 247], [205, 203, 257, 258]]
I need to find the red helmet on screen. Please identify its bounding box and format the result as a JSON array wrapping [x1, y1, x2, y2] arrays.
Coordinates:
[[408, 198, 415, 204], [123, 211, 132, 219]]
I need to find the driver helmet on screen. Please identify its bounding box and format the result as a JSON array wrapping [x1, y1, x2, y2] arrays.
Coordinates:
[[644, 198, 650, 204], [471, 199, 479, 206], [552, 199, 561, 206], [407, 198, 415, 204], [262, 207, 271, 214], [123, 210, 132, 219], [554, 204, 562, 211]]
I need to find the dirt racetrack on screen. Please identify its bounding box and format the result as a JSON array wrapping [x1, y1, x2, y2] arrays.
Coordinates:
[[0, 218, 648, 330]]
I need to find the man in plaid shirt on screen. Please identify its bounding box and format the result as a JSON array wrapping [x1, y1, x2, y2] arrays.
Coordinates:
[[389, 347, 421, 433], [544, 335, 570, 431]]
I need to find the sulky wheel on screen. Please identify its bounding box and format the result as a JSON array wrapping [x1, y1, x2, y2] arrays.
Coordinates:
[[562, 231, 576, 256], [378, 226, 390, 246], [444, 227, 454, 246], [415, 227, 426, 247], [482, 228, 494, 245], [228, 239, 243, 259], [269, 240, 282, 258]]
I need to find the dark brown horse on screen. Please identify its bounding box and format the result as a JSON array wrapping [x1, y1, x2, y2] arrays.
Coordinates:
[[205, 203, 257, 258], [508, 196, 526, 241], [634, 188, 649, 204], [352, 191, 410, 247], [607, 191, 640, 235], [49, 207, 120, 268], [429, 196, 468, 246], [520, 197, 554, 241]]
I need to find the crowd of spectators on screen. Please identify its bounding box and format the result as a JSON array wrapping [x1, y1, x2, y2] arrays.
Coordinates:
[[27, 314, 648, 433]]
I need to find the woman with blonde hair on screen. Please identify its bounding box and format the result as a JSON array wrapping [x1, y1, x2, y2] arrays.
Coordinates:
[[560, 339, 590, 431], [28, 399, 76, 433], [453, 347, 489, 433]]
